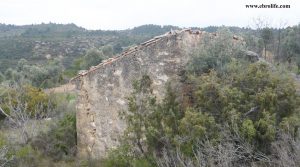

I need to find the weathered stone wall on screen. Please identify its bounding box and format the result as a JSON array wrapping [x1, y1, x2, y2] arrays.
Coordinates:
[[72, 30, 240, 158]]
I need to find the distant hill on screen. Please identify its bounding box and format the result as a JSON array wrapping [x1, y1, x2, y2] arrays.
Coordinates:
[[0, 23, 181, 72], [0, 23, 86, 38], [127, 24, 179, 35], [0, 23, 259, 73]]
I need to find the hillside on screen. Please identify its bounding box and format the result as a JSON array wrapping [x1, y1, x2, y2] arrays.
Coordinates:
[[0, 23, 180, 72], [0, 23, 262, 73], [2, 23, 298, 87]]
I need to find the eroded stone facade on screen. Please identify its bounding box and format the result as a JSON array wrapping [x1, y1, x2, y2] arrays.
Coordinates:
[[72, 29, 242, 158]]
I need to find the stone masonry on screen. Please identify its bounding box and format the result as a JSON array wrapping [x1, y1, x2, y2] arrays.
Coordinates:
[[71, 29, 243, 159]]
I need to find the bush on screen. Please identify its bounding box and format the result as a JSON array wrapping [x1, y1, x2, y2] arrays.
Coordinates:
[[31, 113, 76, 161], [194, 62, 299, 151], [0, 85, 56, 118], [0, 134, 11, 166], [187, 28, 245, 75], [3, 58, 64, 88], [104, 63, 299, 166], [102, 144, 155, 167], [0, 72, 4, 83]]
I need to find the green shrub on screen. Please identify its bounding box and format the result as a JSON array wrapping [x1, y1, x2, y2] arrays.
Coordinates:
[[179, 108, 218, 155], [241, 119, 256, 142], [0, 72, 4, 83], [187, 28, 245, 75], [0, 85, 56, 118], [31, 113, 76, 161], [102, 144, 155, 167]]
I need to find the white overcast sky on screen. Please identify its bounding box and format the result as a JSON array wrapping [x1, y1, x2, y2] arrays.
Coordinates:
[[0, 0, 299, 30]]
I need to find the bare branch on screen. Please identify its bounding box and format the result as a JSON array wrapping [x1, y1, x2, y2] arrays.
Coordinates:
[[0, 106, 16, 124]]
